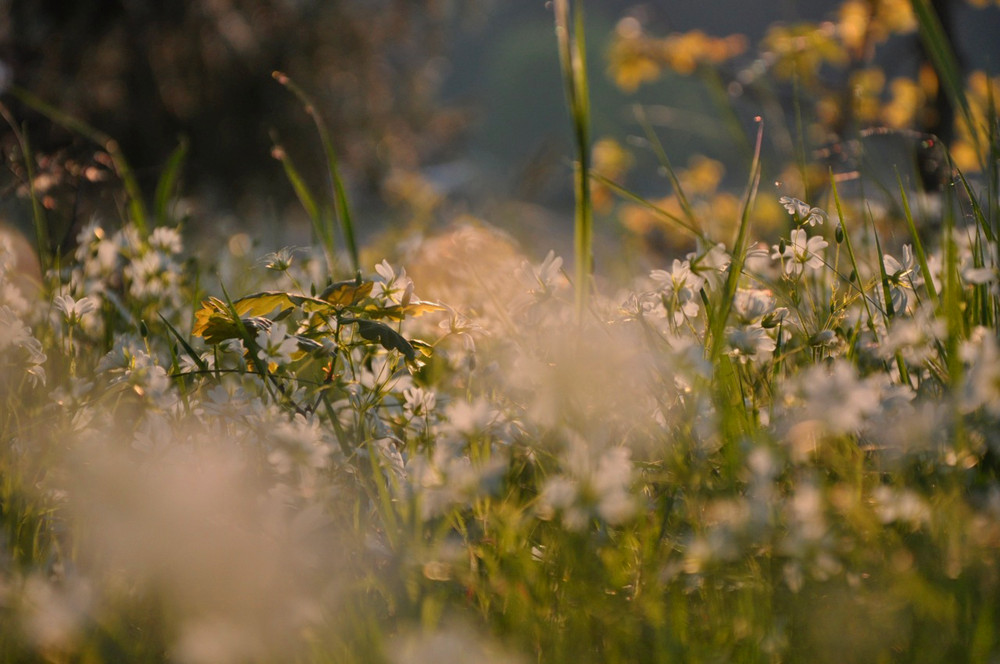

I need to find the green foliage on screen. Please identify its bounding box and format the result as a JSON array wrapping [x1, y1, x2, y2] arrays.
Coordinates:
[[2, 3, 1000, 664]]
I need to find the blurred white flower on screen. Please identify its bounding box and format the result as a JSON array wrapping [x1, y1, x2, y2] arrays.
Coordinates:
[[149, 225, 183, 254], [732, 288, 776, 324], [373, 259, 415, 305], [537, 441, 636, 530], [66, 436, 338, 663], [728, 324, 776, 364], [0, 305, 47, 385], [255, 322, 299, 366], [788, 360, 882, 434], [53, 294, 97, 325], [961, 326, 1000, 415], [650, 258, 705, 323], [872, 486, 930, 527], [443, 397, 494, 436], [521, 249, 564, 294], [390, 621, 526, 664], [404, 386, 437, 418], [20, 574, 93, 652]]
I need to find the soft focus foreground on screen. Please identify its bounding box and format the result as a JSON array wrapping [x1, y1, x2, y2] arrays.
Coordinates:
[[2, 188, 1000, 662], [2, 2, 1000, 664]]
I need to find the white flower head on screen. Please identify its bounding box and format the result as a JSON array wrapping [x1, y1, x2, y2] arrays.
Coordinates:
[[732, 288, 776, 324], [650, 259, 706, 323], [772, 228, 828, 277], [373, 259, 415, 305], [517, 250, 565, 297], [255, 322, 299, 366], [53, 294, 98, 325], [779, 196, 827, 226], [728, 324, 777, 363], [149, 226, 183, 254]]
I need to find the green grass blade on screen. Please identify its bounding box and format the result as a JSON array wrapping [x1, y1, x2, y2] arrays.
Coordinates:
[[708, 118, 763, 360], [896, 170, 939, 302], [274, 142, 321, 223], [11, 85, 151, 236], [153, 138, 188, 227], [912, 0, 981, 167], [554, 0, 594, 321], [0, 103, 52, 273], [158, 312, 208, 374], [589, 171, 710, 243], [273, 72, 360, 276], [270, 132, 335, 270], [633, 105, 702, 236], [831, 174, 877, 326], [870, 208, 895, 323]]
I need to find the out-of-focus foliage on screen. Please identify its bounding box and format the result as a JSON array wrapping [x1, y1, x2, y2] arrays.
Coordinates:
[[601, 0, 1000, 261], [1, 0, 477, 216]]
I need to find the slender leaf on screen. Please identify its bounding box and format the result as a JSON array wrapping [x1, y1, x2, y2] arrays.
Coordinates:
[[153, 138, 188, 227]]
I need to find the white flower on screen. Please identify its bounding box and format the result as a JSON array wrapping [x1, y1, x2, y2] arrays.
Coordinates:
[[687, 242, 731, 290], [149, 226, 183, 254], [516, 250, 565, 297], [0, 305, 35, 352], [779, 196, 826, 226], [536, 442, 636, 530], [960, 326, 1000, 415], [772, 228, 828, 277], [0, 305, 46, 385], [255, 322, 299, 366], [728, 324, 776, 363], [650, 259, 705, 322], [262, 247, 297, 272], [791, 360, 882, 434], [373, 259, 415, 305], [404, 386, 437, 417], [732, 288, 776, 324], [444, 397, 494, 436], [53, 294, 97, 324], [592, 447, 636, 525]]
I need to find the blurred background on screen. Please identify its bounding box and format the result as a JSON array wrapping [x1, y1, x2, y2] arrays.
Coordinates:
[[2, 0, 999, 271]]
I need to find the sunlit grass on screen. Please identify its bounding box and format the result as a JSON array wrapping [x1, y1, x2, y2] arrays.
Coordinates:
[[1, 2, 1000, 663]]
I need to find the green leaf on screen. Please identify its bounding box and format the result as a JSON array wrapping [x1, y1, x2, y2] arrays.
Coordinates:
[[158, 312, 208, 373], [341, 317, 416, 361], [321, 279, 374, 306], [364, 300, 446, 321], [192, 291, 321, 344], [154, 138, 188, 227]]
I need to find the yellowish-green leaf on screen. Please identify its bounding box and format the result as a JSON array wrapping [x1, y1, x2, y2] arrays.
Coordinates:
[[365, 300, 446, 321], [320, 279, 374, 306]]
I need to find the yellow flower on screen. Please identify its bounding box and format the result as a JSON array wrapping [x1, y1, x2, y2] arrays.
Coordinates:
[[608, 19, 662, 92], [850, 67, 886, 124], [881, 77, 923, 128], [661, 31, 746, 76], [608, 39, 661, 92], [681, 155, 725, 196], [591, 138, 633, 213], [950, 71, 1000, 171], [838, 0, 871, 55], [876, 0, 917, 34], [762, 23, 848, 85]]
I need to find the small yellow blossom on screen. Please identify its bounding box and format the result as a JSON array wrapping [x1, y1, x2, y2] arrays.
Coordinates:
[[591, 138, 634, 213], [681, 155, 725, 196], [881, 77, 923, 128], [850, 67, 886, 124], [762, 22, 848, 85]]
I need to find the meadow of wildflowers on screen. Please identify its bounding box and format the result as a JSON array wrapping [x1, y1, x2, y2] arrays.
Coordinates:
[[2, 1, 1000, 662]]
